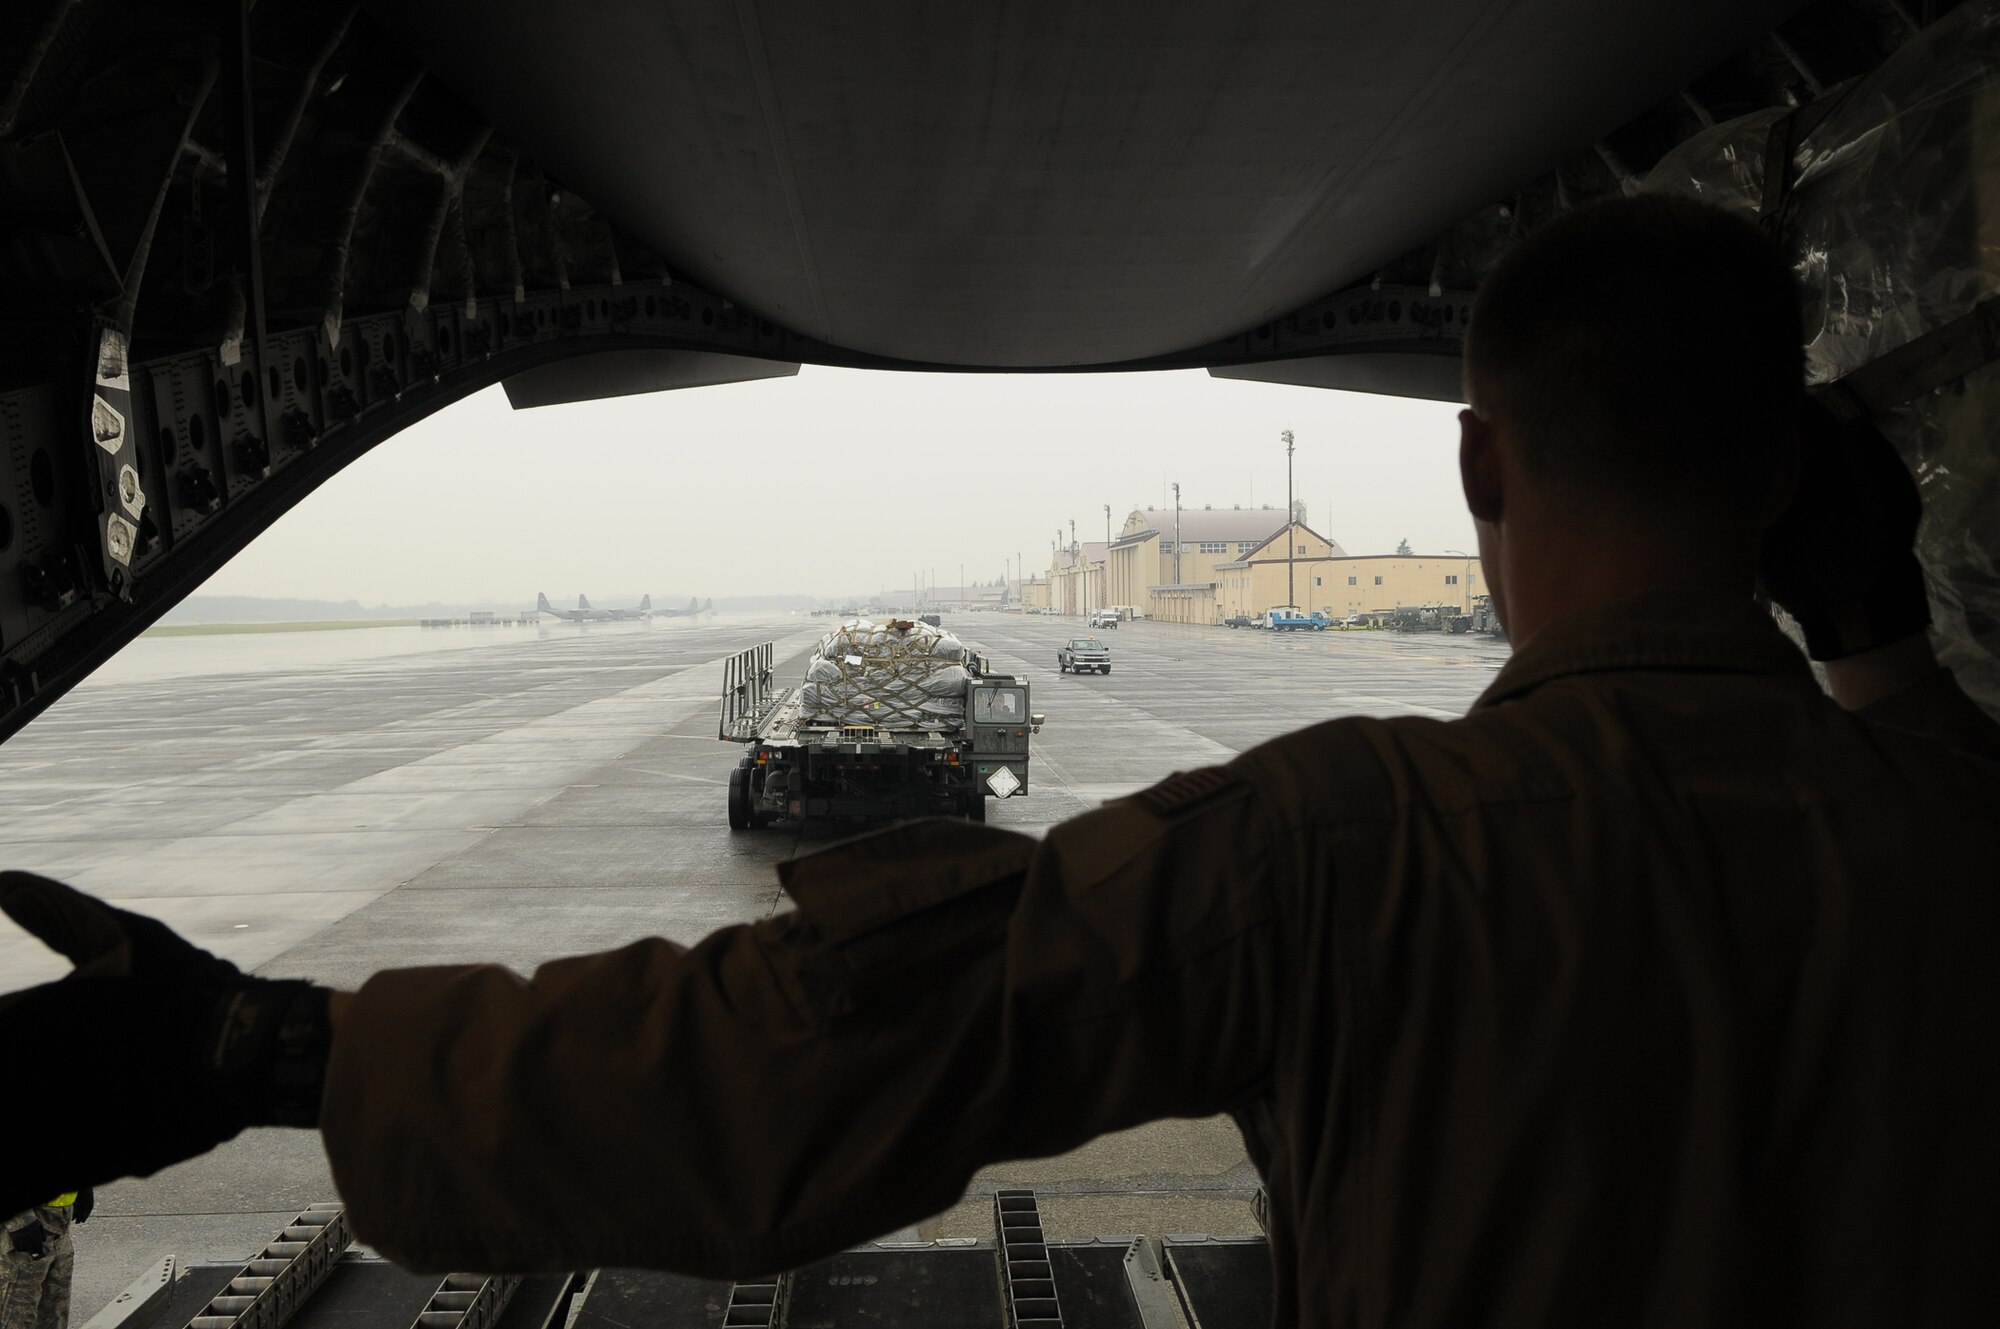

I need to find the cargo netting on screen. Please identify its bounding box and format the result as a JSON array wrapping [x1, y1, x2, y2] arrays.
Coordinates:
[[799, 618, 971, 731]]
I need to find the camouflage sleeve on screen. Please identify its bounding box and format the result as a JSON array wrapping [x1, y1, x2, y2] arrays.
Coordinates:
[[320, 771, 1284, 1279]]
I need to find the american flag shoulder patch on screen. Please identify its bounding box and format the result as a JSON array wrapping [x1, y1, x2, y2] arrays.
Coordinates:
[[1131, 766, 1241, 817]]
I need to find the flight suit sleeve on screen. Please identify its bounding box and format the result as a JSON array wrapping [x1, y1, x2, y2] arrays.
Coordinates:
[[319, 773, 1285, 1278], [1857, 665, 2000, 760]]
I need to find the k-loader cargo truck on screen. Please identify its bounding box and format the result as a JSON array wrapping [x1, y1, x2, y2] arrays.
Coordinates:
[[718, 624, 1042, 828]]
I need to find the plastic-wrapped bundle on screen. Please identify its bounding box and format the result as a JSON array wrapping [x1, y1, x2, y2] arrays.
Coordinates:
[[1642, 0, 2000, 715], [1780, 4, 2000, 712], [1641, 4, 2000, 382], [1640, 107, 1786, 220], [798, 618, 972, 730]]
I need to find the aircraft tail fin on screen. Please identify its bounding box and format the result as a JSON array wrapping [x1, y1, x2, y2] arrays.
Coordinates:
[[537, 592, 552, 612], [578, 594, 592, 610], [639, 594, 651, 611]]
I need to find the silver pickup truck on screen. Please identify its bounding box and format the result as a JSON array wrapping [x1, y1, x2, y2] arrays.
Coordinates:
[[1058, 636, 1111, 675]]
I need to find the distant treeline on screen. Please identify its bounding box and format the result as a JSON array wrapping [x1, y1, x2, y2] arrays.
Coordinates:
[[158, 594, 825, 624]]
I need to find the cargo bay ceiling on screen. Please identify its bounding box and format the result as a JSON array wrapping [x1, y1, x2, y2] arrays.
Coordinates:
[[0, 0, 1949, 740]]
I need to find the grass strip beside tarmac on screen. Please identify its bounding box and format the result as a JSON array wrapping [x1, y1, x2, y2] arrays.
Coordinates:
[[144, 619, 419, 636]]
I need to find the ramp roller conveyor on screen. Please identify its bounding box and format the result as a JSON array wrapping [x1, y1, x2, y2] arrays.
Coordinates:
[[996, 1190, 1064, 1329], [183, 1205, 349, 1329], [413, 1275, 520, 1329], [719, 1277, 781, 1329], [109, 1190, 1272, 1329]]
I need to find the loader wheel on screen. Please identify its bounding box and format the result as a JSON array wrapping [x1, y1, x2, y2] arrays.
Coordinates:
[[727, 765, 752, 830]]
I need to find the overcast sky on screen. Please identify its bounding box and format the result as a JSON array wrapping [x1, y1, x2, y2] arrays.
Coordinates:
[[197, 367, 1474, 605]]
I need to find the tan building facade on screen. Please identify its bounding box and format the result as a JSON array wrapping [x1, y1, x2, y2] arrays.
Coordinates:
[[1217, 540, 1485, 621], [1041, 507, 1481, 625], [1054, 505, 1309, 620], [1048, 542, 1108, 616], [1214, 523, 1342, 621]]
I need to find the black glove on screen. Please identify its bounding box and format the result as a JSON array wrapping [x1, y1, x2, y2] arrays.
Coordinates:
[[0, 873, 333, 1217], [72, 1188, 93, 1224], [1760, 400, 1931, 660], [8, 1220, 48, 1258]]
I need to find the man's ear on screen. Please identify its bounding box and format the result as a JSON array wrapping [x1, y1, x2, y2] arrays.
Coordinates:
[[1460, 409, 1504, 523]]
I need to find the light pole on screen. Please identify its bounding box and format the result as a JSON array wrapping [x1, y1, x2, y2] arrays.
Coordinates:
[[1303, 558, 1331, 615], [1283, 429, 1296, 609], [1103, 503, 1112, 611], [1068, 521, 1078, 613], [1172, 481, 1182, 586], [1445, 548, 1474, 612]]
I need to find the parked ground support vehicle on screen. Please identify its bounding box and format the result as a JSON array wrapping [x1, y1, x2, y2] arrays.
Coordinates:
[[1059, 637, 1112, 674], [1224, 614, 1257, 628], [1089, 609, 1121, 629], [1470, 596, 1507, 639], [1388, 604, 1474, 633], [1265, 607, 1327, 630], [720, 641, 1041, 827]]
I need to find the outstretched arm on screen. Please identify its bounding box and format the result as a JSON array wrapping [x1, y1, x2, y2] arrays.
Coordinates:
[[3, 771, 1283, 1277], [319, 788, 1282, 1277], [1824, 638, 2000, 758]]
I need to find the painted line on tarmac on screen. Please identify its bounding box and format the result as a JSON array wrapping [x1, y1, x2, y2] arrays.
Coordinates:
[[1, 629, 826, 987]]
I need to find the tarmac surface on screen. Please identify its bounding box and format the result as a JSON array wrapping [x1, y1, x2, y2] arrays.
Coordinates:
[[0, 611, 1509, 1319]]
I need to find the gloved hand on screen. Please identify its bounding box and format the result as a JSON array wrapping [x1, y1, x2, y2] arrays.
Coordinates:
[[73, 1188, 94, 1224], [0, 873, 333, 1217], [1760, 400, 1931, 660], [8, 1220, 48, 1259]]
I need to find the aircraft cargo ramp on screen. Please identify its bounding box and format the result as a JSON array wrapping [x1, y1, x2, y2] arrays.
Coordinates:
[[91, 1196, 1272, 1329]]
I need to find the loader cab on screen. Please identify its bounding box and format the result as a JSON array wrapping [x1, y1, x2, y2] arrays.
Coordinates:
[[967, 677, 1038, 776], [971, 684, 1027, 727]]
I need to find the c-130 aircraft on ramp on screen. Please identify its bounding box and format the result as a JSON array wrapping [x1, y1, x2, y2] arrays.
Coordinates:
[[535, 592, 649, 622], [535, 594, 712, 622]]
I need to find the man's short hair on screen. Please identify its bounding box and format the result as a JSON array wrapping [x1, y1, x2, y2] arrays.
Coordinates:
[[1463, 194, 1803, 516]]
